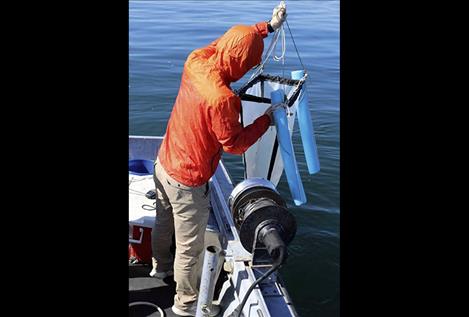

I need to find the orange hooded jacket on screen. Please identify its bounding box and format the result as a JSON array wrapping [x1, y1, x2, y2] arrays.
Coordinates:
[[158, 22, 271, 187]]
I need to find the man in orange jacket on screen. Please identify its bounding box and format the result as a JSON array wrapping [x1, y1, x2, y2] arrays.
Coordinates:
[[151, 3, 287, 316]]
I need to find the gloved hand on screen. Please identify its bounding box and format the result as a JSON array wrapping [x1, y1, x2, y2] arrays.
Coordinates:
[[269, 1, 287, 31], [264, 103, 285, 125]]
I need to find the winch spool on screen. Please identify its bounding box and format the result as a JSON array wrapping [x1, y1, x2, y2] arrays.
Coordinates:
[[228, 178, 296, 254]]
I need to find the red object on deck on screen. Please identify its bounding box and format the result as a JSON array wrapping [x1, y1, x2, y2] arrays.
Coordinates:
[[129, 225, 152, 264]]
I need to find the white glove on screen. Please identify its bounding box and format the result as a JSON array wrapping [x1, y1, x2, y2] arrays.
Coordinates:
[[270, 1, 287, 31], [264, 103, 285, 125]]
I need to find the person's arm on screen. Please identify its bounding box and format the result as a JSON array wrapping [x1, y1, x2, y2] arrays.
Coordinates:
[[252, 21, 271, 38], [210, 95, 271, 155]]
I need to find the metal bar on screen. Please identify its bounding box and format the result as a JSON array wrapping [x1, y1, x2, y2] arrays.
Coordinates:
[[196, 246, 222, 317]]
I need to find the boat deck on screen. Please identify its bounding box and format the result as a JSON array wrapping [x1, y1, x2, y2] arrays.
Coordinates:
[[129, 136, 299, 317], [129, 264, 178, 316]]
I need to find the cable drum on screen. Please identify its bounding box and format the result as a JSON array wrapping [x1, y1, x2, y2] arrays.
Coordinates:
[[228, 178, 297, 253]]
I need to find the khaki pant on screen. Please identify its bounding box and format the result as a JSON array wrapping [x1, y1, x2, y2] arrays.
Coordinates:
[[152, 158, 210, 311]]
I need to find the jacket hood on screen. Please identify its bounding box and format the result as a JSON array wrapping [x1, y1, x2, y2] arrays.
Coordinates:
[[209, 25, 264, 83]]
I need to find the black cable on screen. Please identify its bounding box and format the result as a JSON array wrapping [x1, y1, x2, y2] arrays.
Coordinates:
[[229, 247, 285, 317], [141, 201, 156, 211], [285, 20, 306, 71]]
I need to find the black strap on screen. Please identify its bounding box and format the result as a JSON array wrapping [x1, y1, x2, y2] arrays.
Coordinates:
[[259, 74, 300, 86], [267, 139, 279, 181], [237, 74, 302, 98], [286, 81, 306, 108], [240, 94, 271, 104], [267, 22, 274, 33], [240, 101, 247, 179], [236, 74, 263, 96]]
